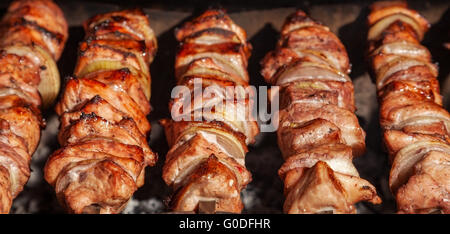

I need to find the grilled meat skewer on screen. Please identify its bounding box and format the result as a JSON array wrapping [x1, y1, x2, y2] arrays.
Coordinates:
[[0, 0, 68, 214], [366, 1, 449, 214], [44, 9, 157, 214], [261, 10, 381, 214], [161, 9, 259, 213]]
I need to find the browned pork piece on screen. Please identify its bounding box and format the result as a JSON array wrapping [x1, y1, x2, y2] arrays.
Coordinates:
[[366, 1, 449, 214], [0, 0, 67, 214], [44, 9, 157, 214], [160, 9, 259, 213], [261, 10, 381, 214]]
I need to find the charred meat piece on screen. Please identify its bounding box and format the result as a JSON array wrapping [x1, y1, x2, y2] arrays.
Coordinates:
[[0, 0, 68, 60], [83, 8, 157, 62]]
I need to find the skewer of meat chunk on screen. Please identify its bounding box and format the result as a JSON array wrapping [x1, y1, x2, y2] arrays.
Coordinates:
[[366, 1, 449, 214], [261, 10, 381, 214], [160, 9, 259, 213], [0, 0, 68, 214], [44, 9, 157, 214]]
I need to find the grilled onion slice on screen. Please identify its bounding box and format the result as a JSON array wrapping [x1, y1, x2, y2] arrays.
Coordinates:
[[177, 126, 247, 162], [376, 56, 437, 89], [75, 60, 151, 100], [367, 5, 429, 31], [368, 13, 424, 41], [3, 44, 60, 109], [275, 61, 350, 86], [389, 141, 450, 193], [370, 41, 430, 60]]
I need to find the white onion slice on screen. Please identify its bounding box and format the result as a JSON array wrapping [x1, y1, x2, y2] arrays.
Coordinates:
[[292, 49, 344, 73], [390, 141, 450, 193], [276, 62, 350, 86], [376, 56, 437, 89], [368, 13, 423, 41], [371, 41, 430, 59], [391, 115, 450, 134]]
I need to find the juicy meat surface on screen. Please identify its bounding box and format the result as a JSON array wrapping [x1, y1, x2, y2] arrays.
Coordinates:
[[367, 1, 449, 213], [162, 9, 258, 213], [261, 9, 380, 213], [44, 9, 157, 214], [0, 0, 68, 214]]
